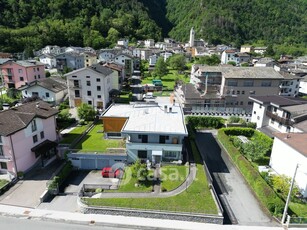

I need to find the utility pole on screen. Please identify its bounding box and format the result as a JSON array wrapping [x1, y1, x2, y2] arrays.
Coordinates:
[[281, 163, 299, 224]]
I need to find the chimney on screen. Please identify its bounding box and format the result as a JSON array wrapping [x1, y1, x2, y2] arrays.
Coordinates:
[[169, 107, 172, 113], [36, 102, 40, 108], [164, 105, 167, 113]]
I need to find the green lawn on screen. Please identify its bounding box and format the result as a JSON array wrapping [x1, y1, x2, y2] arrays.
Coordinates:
[[142, 70, 190, 90], [160, 165, 189, 191], [74, 122, 125, 152], [0, 179, 9, 189], [84, 140, 218, 214], [60, 125, 89, 144], [106, 166, 154, 193]]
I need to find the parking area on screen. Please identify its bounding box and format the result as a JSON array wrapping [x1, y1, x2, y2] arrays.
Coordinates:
[[38, 170, 119, 212], [0, 160, 63, 208], [61, 170, 119, 194]]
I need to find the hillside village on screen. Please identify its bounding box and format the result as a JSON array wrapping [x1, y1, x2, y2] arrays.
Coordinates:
[[0, 28, 307, 228]]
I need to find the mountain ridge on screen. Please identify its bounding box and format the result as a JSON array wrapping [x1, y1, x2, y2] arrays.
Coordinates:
[[0, 0, 306, 54]]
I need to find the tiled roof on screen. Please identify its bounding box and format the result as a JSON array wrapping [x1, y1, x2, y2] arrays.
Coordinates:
[[196, 66, 284, 79], [182, 83, 202, 99], [249, 95, 307, 107], [16, 60, 45, 67], [0, 101, 58, 136], [90, 64, 114, 76], [273, 132, 307, 157], [19, 78, 67, 93]]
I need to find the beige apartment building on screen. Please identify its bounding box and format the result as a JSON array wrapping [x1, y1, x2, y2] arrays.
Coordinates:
[[180, 65, 284, 114]]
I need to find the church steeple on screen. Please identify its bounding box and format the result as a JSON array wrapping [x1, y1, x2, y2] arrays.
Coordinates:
[[189, 27, 195, 47]]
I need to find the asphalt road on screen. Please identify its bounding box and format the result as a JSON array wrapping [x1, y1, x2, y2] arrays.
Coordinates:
[[195, 130, 277, 226], [0, 215, 137, 230]]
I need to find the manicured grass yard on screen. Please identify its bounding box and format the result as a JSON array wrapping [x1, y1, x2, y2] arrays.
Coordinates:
[[74, 122, 125, 152], [60, 125, 89, 144], [0, 179, 9, 189], [160, 165, 189, 191], [107, 166, 154, 193], [84, 140, 218, 214]]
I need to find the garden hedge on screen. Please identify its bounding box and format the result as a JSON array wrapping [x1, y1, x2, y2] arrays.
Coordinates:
[[48, 161, 73, 192], [217, 129, 285, 216], [186, 116, 224, 129]]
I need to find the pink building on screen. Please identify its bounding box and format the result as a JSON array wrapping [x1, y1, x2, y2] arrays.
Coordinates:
[[0, 101, 58, 176], [0, 60, 46, 89]]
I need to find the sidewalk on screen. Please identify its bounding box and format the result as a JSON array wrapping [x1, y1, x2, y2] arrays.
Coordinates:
[[0, 204, 292, 230]]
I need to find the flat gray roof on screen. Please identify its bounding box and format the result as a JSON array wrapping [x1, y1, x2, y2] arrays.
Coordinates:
[[195, 66, 284, 79], [103, 103, 188, 135]]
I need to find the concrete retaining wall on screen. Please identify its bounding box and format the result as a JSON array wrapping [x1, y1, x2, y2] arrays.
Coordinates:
[[77, 198, 223, 224]]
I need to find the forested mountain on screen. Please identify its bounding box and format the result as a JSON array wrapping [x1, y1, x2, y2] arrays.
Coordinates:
[[0, 0, 306, 54], [166, 0, 307, 47], [0, 0, 162, 53]]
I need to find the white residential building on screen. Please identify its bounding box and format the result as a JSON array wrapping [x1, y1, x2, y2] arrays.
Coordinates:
[[41, 45, 62, 55], [279, 72, 300, 97], [221, 50, 238, 64], [270, 132, 307, 197], [65, 64, 116, 109], [117, 39, 129, 48], [38, 54, 57, 69], [144, 39, 155, 48], [149, 54, 159, 67], [114, 53, 134, 77], [250, 95, 307, 134], [20, 78, 67, 105]]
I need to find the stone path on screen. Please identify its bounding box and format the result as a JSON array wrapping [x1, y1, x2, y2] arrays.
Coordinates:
[[91, 164, 196, 198]]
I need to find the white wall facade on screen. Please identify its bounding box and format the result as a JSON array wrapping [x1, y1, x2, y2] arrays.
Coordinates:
[[67, 68, 113, 109], [251, 102, 269, 128], [279, 79, 300, 97], [270, 137, 307, 197]]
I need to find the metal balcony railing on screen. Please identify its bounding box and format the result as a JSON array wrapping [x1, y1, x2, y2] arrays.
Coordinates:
[[266, 110, 293, 126]]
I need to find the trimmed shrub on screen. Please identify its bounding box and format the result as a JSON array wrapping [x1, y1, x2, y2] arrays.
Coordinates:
[[186, 116, 224, 129], [221, 127, 255, 137], [48, 161, 73, 192]]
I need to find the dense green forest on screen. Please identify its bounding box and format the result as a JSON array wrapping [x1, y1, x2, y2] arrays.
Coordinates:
[[0, 0, 306, 55], [0, 0, 162, 53]]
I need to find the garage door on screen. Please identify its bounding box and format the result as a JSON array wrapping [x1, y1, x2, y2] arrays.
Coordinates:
[[81, 159, 96, 169], [97, 159, 110, 169]]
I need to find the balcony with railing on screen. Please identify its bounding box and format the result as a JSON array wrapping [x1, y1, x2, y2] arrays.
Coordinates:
[[266, 110, 293, 126]]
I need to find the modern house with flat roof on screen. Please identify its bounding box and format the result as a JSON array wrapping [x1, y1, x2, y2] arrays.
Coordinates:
[[102, 102, 188, 164], [250, 95, 307, 135]]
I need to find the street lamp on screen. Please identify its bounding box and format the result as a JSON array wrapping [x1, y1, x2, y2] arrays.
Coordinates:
[[281, 163, 299, 224]]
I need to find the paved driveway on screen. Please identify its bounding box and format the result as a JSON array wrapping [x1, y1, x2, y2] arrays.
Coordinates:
[[0, 160, 63, 208], [38, 170, 118, 212], [195, 130, 277, 226]]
